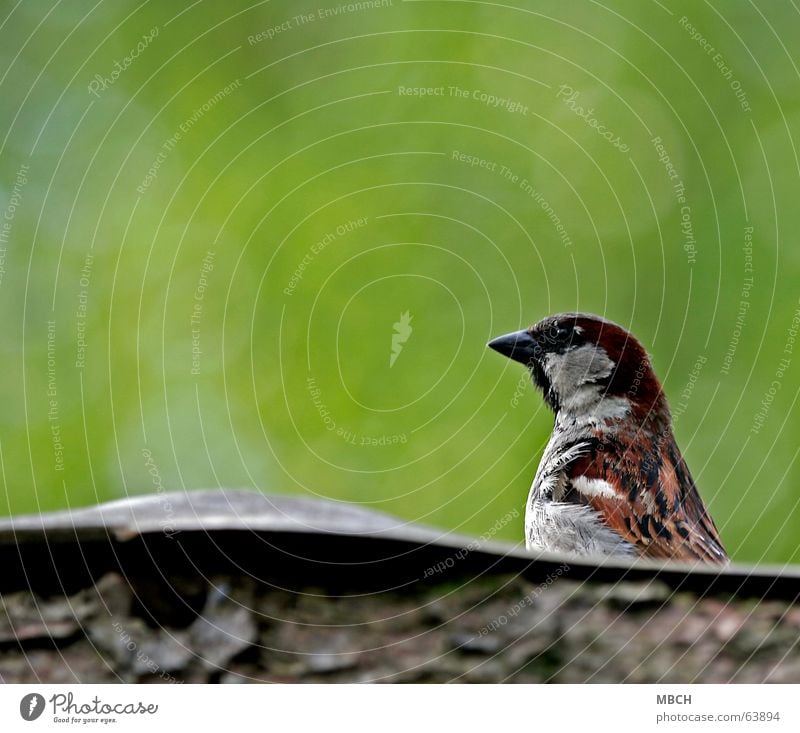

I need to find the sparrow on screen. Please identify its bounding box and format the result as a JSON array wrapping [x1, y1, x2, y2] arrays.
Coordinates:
[[488, 312, 728, 564]]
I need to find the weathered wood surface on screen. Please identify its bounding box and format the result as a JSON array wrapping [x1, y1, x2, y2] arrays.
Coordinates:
[[0, 490, 798, 683]]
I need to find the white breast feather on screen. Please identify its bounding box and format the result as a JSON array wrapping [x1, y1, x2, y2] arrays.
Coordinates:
[[572, 476, 619, 499]]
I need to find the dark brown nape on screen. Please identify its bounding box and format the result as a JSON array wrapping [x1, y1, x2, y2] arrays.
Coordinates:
[[574, 316, 669, 427]]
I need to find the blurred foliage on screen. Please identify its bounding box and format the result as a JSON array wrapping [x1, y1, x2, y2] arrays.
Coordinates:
[[1, 0, 799, 563]]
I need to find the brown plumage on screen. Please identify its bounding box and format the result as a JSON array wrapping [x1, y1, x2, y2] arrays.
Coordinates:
[[565, 428, 727, 563]]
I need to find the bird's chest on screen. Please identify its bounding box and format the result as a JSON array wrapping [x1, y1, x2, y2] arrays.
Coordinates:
[[524, 429, 634, 557], [529, 427, 592, 502], [525, 496, 631, 556]]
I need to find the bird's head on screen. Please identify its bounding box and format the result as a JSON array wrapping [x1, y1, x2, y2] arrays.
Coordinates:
[[488, 312, 668, 423]]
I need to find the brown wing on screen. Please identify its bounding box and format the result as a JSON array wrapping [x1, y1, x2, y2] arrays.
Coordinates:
[[565, 433, 728, 564]]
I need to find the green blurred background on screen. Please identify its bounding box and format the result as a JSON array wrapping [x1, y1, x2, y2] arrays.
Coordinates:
[[1, 0, 799, 563]]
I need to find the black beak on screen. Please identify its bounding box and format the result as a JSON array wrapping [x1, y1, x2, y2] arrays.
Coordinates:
[[487, 329, 540, 366]]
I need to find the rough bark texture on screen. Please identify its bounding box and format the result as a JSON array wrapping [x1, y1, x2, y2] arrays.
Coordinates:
[[2, 569, 800, 683], [0, 491, 798, 683]]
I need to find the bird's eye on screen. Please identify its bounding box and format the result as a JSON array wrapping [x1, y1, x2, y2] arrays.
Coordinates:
[[545, 325, 570, 345]]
